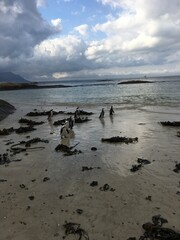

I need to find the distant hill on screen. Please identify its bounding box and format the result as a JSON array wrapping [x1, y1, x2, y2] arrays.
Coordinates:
[[0, 72, 29, 83]]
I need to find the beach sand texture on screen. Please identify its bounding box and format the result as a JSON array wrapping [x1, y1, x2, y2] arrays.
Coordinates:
[[0, 103, 179, 240]]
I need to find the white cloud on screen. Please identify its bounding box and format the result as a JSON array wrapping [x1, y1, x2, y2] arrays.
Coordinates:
[[52, 72, 69, 79], [51, 18, 63, 31], [34, 35, 86, 59], [36, 0, 46, 7], [89, 0, 180, 68], [74, 24, 88, 36]]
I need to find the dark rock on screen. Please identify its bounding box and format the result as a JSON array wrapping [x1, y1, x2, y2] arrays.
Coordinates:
[[0, 99, 15, 121]]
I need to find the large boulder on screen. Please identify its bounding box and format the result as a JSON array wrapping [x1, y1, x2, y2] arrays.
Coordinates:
[[0, 99, 15, 121]]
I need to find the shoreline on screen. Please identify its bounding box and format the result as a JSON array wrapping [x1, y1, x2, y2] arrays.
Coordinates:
[[0, 103, 179, 239]]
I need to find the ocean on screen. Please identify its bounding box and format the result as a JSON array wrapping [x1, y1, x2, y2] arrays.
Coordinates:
[[0, 76, 180, 114]]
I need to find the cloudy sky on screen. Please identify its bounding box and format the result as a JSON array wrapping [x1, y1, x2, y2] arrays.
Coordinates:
[[0, 0, 180, 81]]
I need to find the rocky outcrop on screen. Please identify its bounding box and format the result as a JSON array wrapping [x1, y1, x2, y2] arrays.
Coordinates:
[[0, 99, 15, 121]]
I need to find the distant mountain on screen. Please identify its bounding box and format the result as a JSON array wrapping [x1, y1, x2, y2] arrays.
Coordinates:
[[0, 72, 29, 83]]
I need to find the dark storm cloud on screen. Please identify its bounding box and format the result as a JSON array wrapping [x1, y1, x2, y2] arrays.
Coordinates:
[[0, 0, 59, 60]]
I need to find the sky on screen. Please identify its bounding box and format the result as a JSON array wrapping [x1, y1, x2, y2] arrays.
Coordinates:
[[0, 0, 180, 81]]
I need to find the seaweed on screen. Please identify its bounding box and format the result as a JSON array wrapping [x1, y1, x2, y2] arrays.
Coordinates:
[[75, 117, 91, 123], [0, 127, 14, 135], [19, 118, 44, 125], [63, 222, 89, 240], [26, 110, 65, 116], [55, 143, 82, 156], [160, 121, 180, 127], [128, 215, 180, 240], [130, 158, 151, 172], [53, 118, 69, 126], [101, 136, 138, 144], [15, 126, 36, 134], [10, 137, 48, 154]]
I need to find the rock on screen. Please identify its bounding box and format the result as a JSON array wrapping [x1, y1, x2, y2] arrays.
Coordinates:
[[0, 99, 15, 121]]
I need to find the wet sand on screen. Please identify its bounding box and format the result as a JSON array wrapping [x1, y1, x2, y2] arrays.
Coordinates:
[[0, 104, 180, 240]]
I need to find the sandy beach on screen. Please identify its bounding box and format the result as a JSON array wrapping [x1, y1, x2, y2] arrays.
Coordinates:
[[0, 102, 180, 240]]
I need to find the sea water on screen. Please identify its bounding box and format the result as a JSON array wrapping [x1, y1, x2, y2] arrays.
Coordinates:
[[1, 76, 180, 112]]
